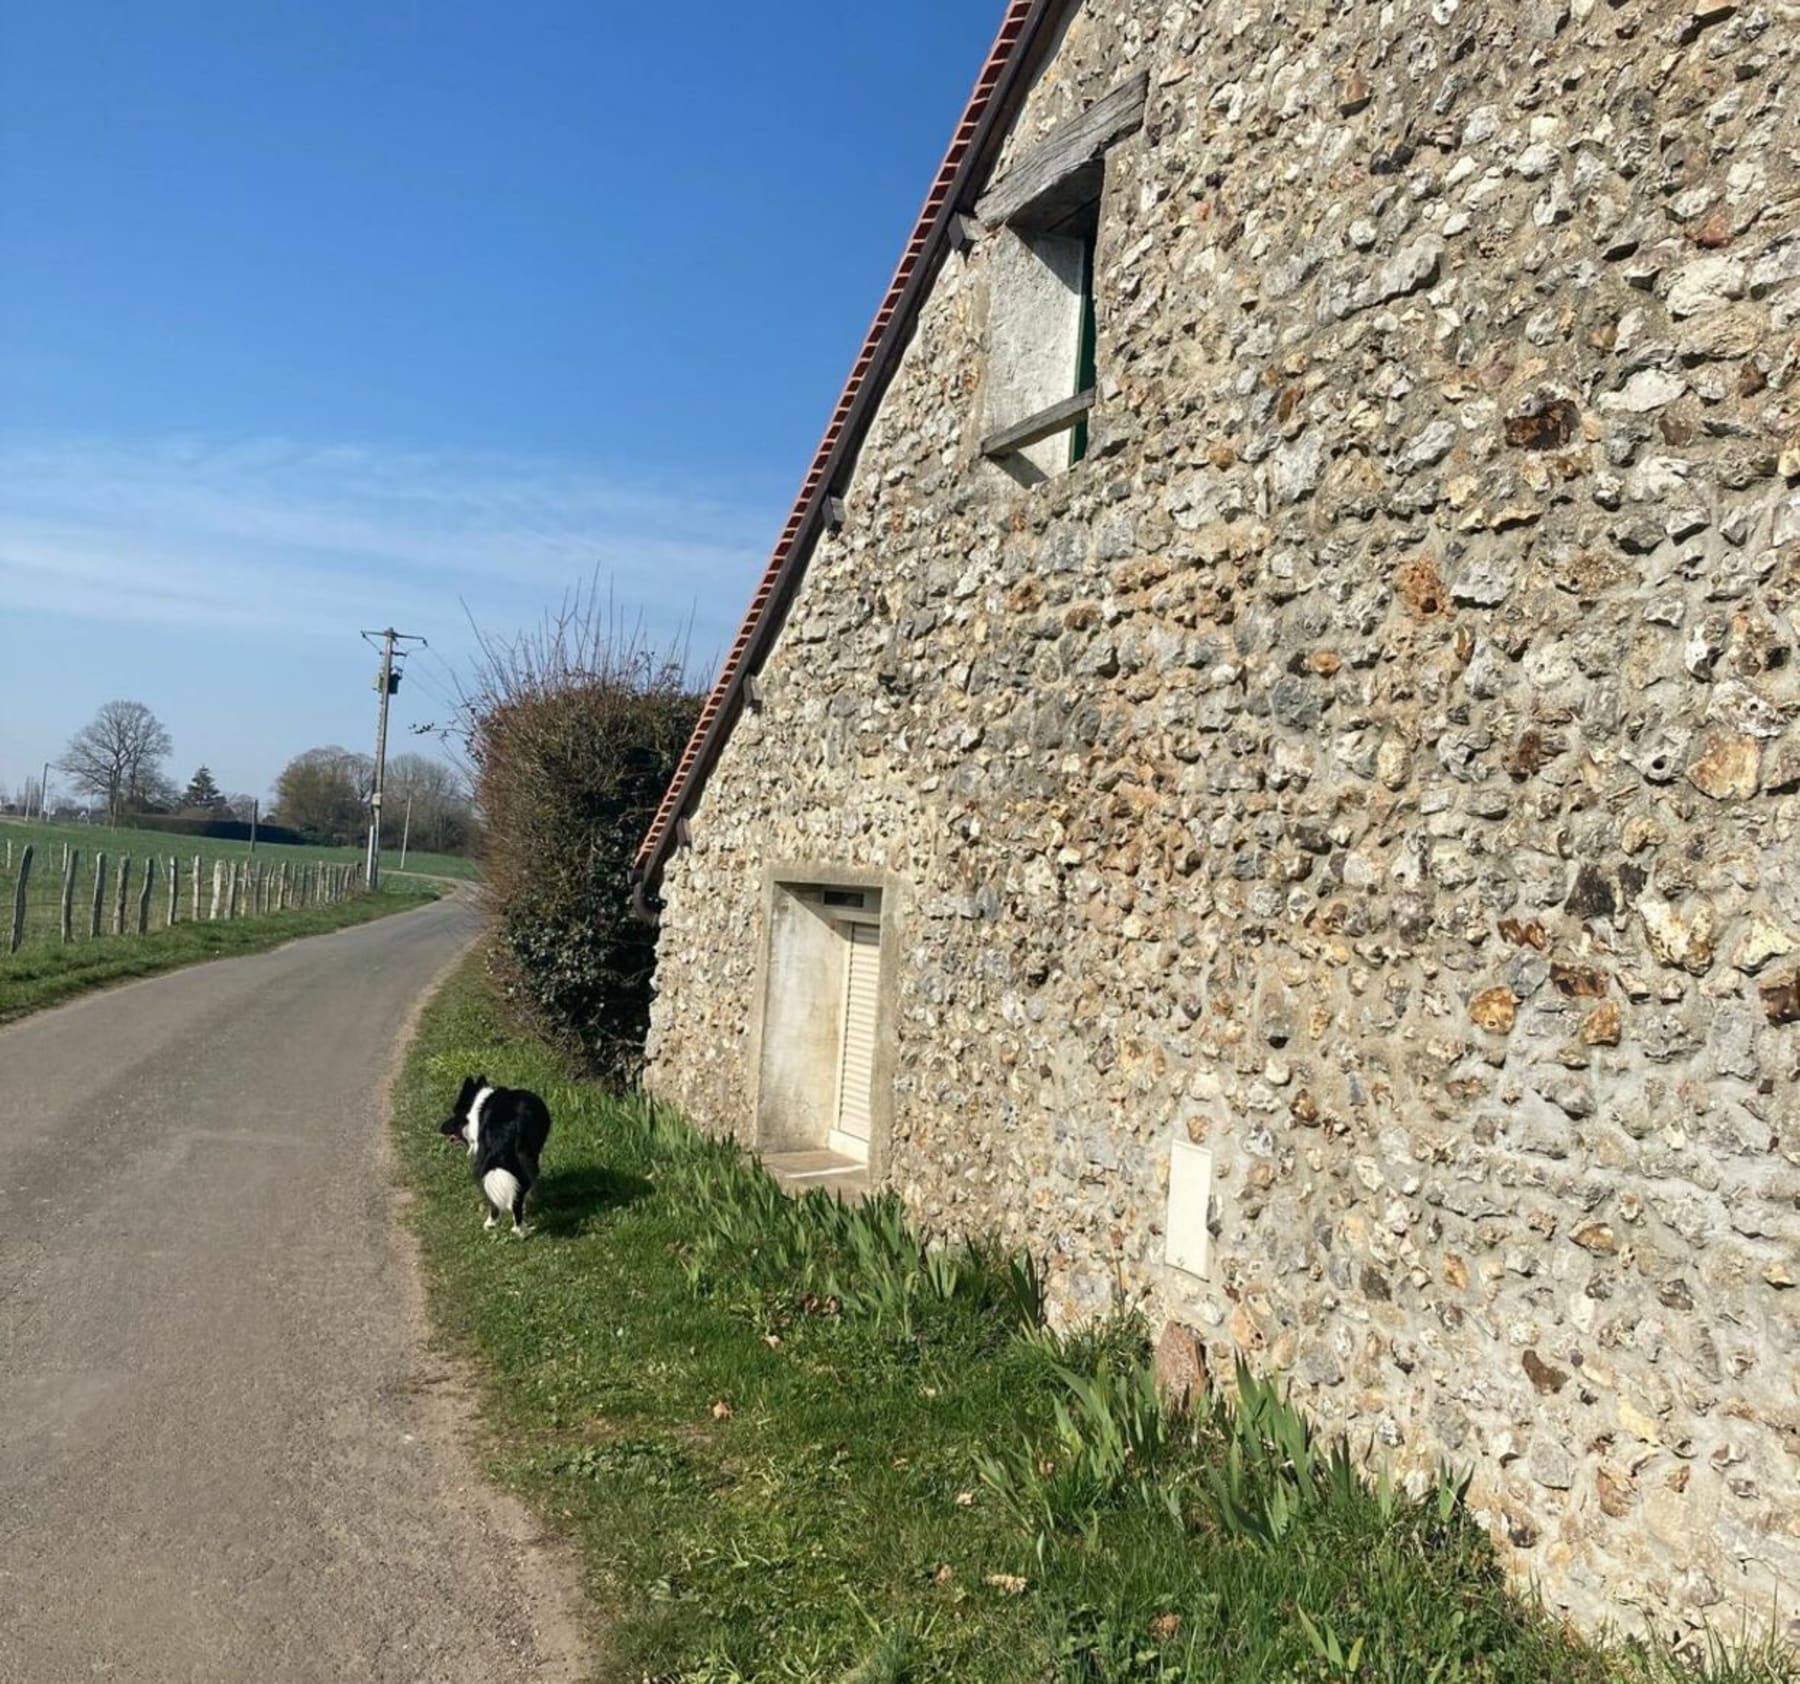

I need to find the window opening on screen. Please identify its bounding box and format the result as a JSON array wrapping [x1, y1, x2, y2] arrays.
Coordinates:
[[980, 194, 1100, 477], [1066, 202, 1099, 466]]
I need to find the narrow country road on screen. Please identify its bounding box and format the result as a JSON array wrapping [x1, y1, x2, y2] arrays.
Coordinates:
[[0, 896, 588, 1683]]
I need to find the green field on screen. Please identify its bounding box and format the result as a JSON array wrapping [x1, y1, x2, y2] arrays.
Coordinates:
[[0, 816, 462, 1021], [1, 816, 475, 946], [0, 884, 437, 1022]]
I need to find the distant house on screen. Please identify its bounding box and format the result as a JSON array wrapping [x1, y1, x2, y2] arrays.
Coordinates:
[[635, 0, 1800, 1640]]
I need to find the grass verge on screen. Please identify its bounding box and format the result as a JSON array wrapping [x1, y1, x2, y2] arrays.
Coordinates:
[[392, 957, 1796, 1684], [0, 884, 439, 1022], [0, 817, 477, 950]]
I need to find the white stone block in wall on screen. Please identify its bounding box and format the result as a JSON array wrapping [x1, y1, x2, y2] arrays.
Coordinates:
[[1165, 1138, 1212, 1281]]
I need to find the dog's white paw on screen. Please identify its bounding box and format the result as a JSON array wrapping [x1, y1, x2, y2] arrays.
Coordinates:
[[511, 1223, 531, 1239], [483, 1212, 498, 1230]]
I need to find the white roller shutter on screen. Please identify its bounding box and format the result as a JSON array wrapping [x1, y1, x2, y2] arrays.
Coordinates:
[[832, 923, 880, 1156]]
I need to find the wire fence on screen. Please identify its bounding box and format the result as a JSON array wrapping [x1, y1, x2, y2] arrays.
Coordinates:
[[3, 839, 362, 956]]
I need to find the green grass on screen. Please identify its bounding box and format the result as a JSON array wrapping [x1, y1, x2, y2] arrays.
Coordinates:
[[392, 958, 1798, 1684], [0, 884, 439, 1021], [0, 816, 477, 947]]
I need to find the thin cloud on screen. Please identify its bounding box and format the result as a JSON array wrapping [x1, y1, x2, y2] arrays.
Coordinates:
[[0, 433, 769, 658]]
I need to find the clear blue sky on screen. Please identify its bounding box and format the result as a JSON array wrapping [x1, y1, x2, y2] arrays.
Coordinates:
[[0, 0, 1001, 804]]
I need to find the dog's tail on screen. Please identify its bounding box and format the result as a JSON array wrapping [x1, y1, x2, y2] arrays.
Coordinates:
[[482, 1168, 523, 1215]]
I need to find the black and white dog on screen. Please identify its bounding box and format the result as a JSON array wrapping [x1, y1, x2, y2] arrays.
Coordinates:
[[438, 1074, 552, 1236]]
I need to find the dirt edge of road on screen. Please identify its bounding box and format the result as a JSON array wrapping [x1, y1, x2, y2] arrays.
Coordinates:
[[376, 927, 597, 1684]]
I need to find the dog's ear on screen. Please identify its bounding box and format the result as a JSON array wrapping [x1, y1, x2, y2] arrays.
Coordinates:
[[475, 1072, 490, 1090], [455, 1075, 479, 1108]]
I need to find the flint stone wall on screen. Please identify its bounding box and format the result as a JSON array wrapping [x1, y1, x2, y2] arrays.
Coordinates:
[[646, 0, 1800, 1638]]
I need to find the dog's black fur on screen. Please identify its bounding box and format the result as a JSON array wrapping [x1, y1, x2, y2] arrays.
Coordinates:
[[438, 1074, 552, 1236]]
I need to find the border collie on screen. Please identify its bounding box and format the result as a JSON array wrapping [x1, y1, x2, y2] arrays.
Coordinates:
[[438, 1074, 552, 1236]]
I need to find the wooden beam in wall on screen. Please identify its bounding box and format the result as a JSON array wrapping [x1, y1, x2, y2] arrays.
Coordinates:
[[976, 71, 1149, 229], [979, 387, 1095, 459]]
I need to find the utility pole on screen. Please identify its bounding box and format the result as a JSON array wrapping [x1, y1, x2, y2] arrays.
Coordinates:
[[249, 798, 259, 856], [360, 627, 427, 889], [38, 761, 49, 821]]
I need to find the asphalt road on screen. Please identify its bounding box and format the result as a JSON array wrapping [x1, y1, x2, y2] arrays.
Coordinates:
[[0, 895, 588, 1683]]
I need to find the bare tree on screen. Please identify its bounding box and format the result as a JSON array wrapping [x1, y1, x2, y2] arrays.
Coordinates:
[[59, 701, 174, 823], [384, 753, 476, 855]]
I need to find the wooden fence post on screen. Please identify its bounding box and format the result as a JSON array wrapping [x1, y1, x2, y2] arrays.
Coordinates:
[[209, 860, 224, 921], [167, 856, 178, 926], [136, 860, 153, 934], [227, 861, 240, 919], [114, 856, 131, 936], [61, 848, 77, 943], [7, 844, 31, 955], [90, 853, 107, 939], [191, 856, 202, 922]]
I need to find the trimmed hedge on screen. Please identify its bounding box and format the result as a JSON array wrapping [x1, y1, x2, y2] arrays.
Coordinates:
[[108, 814, 309, 846]]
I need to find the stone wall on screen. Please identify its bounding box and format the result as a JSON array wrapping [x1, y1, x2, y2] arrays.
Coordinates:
[[645, 0, 1800, 1639]]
